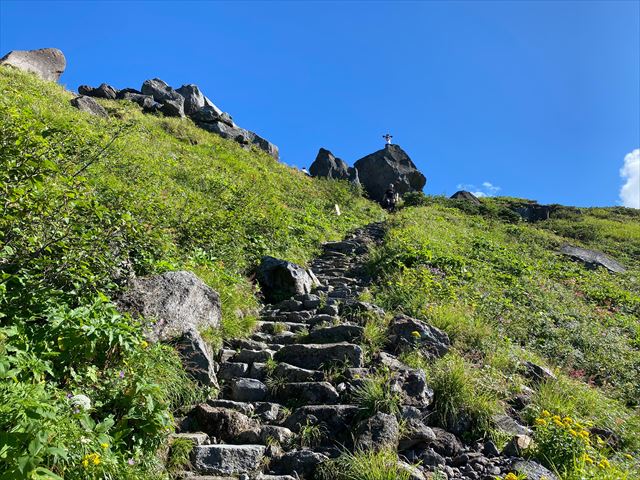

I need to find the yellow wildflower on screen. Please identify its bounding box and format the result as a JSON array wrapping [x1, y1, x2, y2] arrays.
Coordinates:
[[562, 416, 573, 425], [140, 340, 148, 349], [568, 429, 578, 437], [579, 430, 590, 439], [541, 410, 551, 417], [553, 418, 564, 427], [101, 443, 109, 449], [535, 418, 547, 426], [624, 453, 633, 460], [504, 473, 518, 480], [598, 458, 610, 469], [552, 415, 561, 421], [82, 458, 89, 468], [93, 455, 101, 465], [410, 330, 421, 339], [583, 454, 594, 464]]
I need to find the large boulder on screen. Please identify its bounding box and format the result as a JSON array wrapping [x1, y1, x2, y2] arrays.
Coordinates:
[[118, 270, 221, 341], [78, 83, 118, 100], [117, 271, 221, 386], [70, 96, 108, 118], [353, 144, 426, 203], [560, 244, 626, 273], [118, 92, 160, 112], [0, 48, 66, 81], [141, 78, 185, 117], [309, 148, 359, 183], [256, 256, 318, 303]]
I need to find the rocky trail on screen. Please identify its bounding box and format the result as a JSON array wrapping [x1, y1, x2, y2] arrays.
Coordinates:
[[169, 222, 555, 480]]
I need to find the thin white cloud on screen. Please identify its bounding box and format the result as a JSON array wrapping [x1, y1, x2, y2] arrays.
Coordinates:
[[619, 149, 640, 209], [457, 181, 501, 198]]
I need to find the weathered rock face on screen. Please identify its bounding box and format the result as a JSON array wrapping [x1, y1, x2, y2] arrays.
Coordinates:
[[70, 96, 108, 118], [450, 190, 481, 205], [309, 148, 359, 183], [510, 459, 558, 480], [256, 256, 318, 303], [194, 115, 279, 159], [191, 444, 265, 475], [353, 144, 426, 203], [0, 48, 66, 81], [117, 271, 220, 385], [118, 270, 221, 341], [176, 84, 210, 116], [560, 244, 626, 273], [78, 83, 118, 100]]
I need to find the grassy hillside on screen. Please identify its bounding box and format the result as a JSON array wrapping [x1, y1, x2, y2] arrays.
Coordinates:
[[1, 66, 638, 480], [365, 195, 639, 477], [0, 67, 383, 479]]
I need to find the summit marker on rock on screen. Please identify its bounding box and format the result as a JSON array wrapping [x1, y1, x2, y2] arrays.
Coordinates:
[[354, 144, 426, 203]]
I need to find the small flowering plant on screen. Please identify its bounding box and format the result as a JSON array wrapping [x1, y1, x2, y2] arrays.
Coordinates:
[[532, 410, 623, 477]]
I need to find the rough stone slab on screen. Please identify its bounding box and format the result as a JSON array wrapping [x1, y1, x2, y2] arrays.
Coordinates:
[[70, 96, 108, 118], [191, 444, 265, 475], [274, 342, 364, 370], [272, 363, 325, 382], [560, 244, 626, 273], [303, 324, 364, 344]]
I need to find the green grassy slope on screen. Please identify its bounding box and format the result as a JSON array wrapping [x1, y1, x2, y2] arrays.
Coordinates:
[[0, 67, 383, 479], [365, 196, 639, 477]]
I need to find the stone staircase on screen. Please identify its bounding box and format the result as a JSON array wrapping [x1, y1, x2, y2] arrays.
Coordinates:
[[172, 222, 536, 480]]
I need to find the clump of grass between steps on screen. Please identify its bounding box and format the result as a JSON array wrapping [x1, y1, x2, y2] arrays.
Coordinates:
[[352, 370, 401, 419], [317, 449, 413, 480]]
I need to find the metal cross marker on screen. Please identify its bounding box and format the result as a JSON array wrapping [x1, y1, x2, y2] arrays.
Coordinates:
[[383, 133, 393, 145]]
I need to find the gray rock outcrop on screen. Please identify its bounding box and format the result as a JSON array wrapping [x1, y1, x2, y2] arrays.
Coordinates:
[[354, 144, 426, 202], [560, 244, 626, 273], [355, 412, 400, 451], [309, 148, 359, 183], [141, 78, 185, 117], [0, 48, 66, 81], [70, 96, 108, 118]]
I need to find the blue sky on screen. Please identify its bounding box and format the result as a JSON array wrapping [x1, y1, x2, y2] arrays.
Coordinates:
[[1, 0, 639, 207]]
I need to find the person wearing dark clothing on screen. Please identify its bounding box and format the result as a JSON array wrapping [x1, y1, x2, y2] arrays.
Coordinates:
[[382, 183, 398, 212]]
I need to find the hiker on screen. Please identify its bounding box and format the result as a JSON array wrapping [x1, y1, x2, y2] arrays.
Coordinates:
[[382, 183, 398, 212]]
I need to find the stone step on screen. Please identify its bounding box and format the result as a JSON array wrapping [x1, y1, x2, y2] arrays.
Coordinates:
[[302, 324, 364, 344], [191, 444, 266, 476], [258, 320, 309, 333], [271, 381, 340, 405], [230, 349, 274, 364], [273, 342, 364, 370], [271, 362, 325, 382], [218, 362, 249, 381]]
